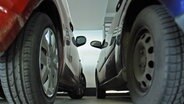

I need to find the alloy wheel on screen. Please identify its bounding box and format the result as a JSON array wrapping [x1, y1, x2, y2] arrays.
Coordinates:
[[39, 28, 59, 97]]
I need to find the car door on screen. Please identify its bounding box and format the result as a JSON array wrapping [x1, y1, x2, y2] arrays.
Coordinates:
[[115, 0, 132, 72], [98, 0, 126, 82], [102, 0, 124, 73], [97, 29, 117, 83], [96, 39, 108, 71], [65, 22, 81, 77], [105, 0, 125, 57], [69, 35, 81, 77], [96, 38, 109, 82]]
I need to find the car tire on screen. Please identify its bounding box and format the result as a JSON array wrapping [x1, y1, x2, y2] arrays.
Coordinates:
[[0, 12, 61, 104], [95, 70, 105, 99], [69, 73, 86, 99], [127, 5, 184, 104], [0, 84, 5, 99]]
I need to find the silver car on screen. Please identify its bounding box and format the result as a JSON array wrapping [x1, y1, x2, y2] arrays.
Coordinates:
[[91, 0, 184, 104]]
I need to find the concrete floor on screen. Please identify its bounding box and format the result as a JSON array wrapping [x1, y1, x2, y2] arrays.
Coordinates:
[[55, 96, 132, 104], [0, 96, 132, 104]]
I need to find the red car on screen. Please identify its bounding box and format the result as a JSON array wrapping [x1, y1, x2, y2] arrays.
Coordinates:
[[0, 0, 87, 104]]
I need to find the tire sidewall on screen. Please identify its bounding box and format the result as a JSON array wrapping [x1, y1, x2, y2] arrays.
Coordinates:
[[81, 73, 86, 94], [69, 73, 86, 99], [127, 6, 168, 104]]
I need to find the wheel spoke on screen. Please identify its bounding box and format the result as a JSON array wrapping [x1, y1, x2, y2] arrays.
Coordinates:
[[51, 47, 57, 59], [51, 61, 58, 69], [50, 35, 57, 57], [40, 51, 47, 65], [143, 77, 151, 88], [46, 88, 52, 96], [48, 71, 53, 89], [52, 64, 57, 85], [48, 30, 54, 50], [51, 34, 55, 48], [41, 67, 49, 84], [45, 29, 51, 44], [43, 78, 49, 91], [41, 36, 49, 52]]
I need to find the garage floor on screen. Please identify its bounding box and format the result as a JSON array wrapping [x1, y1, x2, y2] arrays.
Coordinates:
[[1, 96, 132, 104], [55, 96, 132, 104]]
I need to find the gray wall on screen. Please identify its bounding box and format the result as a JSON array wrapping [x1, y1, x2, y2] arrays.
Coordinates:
[[74, 30, 103, 87]]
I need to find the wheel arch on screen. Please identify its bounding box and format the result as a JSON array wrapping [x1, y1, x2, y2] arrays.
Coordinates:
[[34, 0, 64, 74], [35, 0, 64, 44], [123, 0, 161, 32]]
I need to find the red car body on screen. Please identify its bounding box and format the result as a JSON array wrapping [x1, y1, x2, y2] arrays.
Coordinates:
[[0, 0, 39, 51]]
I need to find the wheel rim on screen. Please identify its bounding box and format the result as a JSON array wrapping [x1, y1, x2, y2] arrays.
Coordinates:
[[133, 29, 154, 94], [39, 28, 59, 97]]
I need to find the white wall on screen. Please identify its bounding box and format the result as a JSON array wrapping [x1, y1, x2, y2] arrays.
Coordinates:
[[67, 0, 108, 30], [74, 30, 103, 87]]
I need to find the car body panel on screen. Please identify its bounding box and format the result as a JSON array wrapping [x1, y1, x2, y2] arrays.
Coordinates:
[[97, 49, 117, 84], [159, 0, 184, 32], [96, 0, 130, 85], [159, 0, 184, 16], [0, 0, 40, 51], [55, 0, 83, 89]]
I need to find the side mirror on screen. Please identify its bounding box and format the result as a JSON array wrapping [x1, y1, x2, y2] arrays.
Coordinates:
[[76, 36, 86, 47], [90, 41, 102, 49]]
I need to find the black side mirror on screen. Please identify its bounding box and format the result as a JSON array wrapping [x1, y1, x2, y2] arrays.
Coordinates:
[[76, 36, 86, 47], [90, 41, 102, 49]]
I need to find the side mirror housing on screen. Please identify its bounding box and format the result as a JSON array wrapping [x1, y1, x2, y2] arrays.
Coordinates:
[[90, 41, 102, 49], [76, 36, 86, 47]]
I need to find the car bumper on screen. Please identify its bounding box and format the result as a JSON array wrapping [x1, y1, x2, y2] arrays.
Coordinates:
[[0, 7, 22, 52], [0, 0, 29, 52]]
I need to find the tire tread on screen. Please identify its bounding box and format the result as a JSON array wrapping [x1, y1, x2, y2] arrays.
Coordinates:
[[153, 6, 184, 104]]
